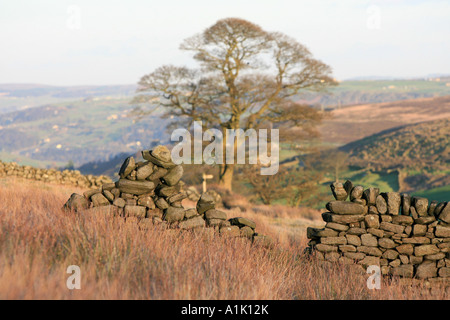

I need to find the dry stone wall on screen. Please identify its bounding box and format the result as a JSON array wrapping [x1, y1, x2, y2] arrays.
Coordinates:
[[63, 145, 272, 246], [306, 181, 450, 282], [0, 160, 112, 188]]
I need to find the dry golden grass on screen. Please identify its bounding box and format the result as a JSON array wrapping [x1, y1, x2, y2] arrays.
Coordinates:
[[0, 177, 448, 300]]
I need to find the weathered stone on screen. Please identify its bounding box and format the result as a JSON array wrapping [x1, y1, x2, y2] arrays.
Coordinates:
[[229, 217, 256, 229], [155, 198, 169, 210], [410, 206, 418, 219], [163, 207, 185, 223], [330, 182, 348, 201], [425, 252, 446, 261], [413, 224, 427, 236], [315, 244, 338, 253], [168, 192, 187, 204], [307, 227, 338, 239], [83, 205, 121, 217], [391, 265, 414, 278], [389, 259, 401, 268], [148, 167, 168, 180], [412, 197, 429, 217], [434, 202, 447, 218], [414, 216, 436, 225], [196, 193, 216, 214], [410, 255, 423, 265], [380, 222, 405, 234], [137, 195, 156, 209], [346, 234, 361, 246], [326, 201, 365, 215], [376, 194, 388, 214], [361, 234, 378, 247], [343, 180, 353, 196], [240, 226, 255, 238], [382, 249, 399, 260], [219, 225, 240, 237], [142, 146, 176, 169], [91, 193, 110, 207], [63, 193, 90, 212], [136, 164, 154, 180], [385, 192, 401, 215], [347, 227, 366, 235], [83, 189, 101, 199], [401, 193, 411, 215], [367, 228, 384, 238], [392, 215, 414, 225], [428, 201, 438, 216], [368, 206, 378, 215], [439, 267, 450, 277], [435, 225, 450, 238], [124, 205, 146, 218], [325, 222, 349, 232], [357, 246, 382, 257], [415, 244, 440, 257], [395, 244, 414, 255], [438, 203, 450, 224], [321, 236, 347, 245], [380, 215, 393, 223], [358, 256, 380, 267], [399, 255, 409, 264], [365, 214, 380, 229], [416, 262, 437, 279], [350, 185, 364, 201], [102, 190, 114, 202], [184, 208, 198, 219], [363, 187, 379, 206], [322, 213, 365, 224], [179, 216, 205, 229], [162, 165, 184, 186], [204, 209, 227, 220], [116, 179, 155, 195], [344, 252, 366, 260], [339, 245, 356, 252], [402, 237, 431, 244], [113, 197, 126, 208], [119, 156, 136, 178], [378, 238, 397, 249]]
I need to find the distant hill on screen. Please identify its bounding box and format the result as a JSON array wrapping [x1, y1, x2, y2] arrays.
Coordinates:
[[340, 118, 450, 192], [319, 95, 450, 145]]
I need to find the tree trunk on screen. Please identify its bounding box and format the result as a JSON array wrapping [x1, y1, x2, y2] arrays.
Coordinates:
[[219, 163, 234, 191]]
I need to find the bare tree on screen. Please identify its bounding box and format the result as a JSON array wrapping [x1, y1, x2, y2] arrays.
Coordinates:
[[133, 18, 336, 191]]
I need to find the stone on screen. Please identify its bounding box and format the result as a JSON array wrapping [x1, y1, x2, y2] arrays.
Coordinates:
[[435, 225, 450, 238], [402, 237, 430, 244], [410, 206, 418, 219], [137, 195, 156, 209], [124, 205, 146, 218], [346, 227, 366, 235], [63, 193, 90, 212], [113, 197, 126, 208], [83, 189, 101, 199], [415, 244, 440, 257], [344, 252, 366, 260], [428, 201, 438, 216], [325, 201, 365, 215], [368, 206, 378, 215], [363, 187, 379, 206], [240, 226, 254, 238], [378, 238, 397, 249], [252, 234, 274, 247], [425, 253, 446, 261], [414, 216, 436, 225], [365, 214, 380, 229], [361, 234, 378, 247], [168, 192, 187, 204], [155, 198, 169, 210], [343, 180, 353, 196], [357, 246, 382, 257], [413, 224, 427, 236], [136, 164, 154, 180], [385, 192, 401, 215], [103, 190, 114, 202], [358, 256, 380, 267], [321, 213, 365, 224], [184, 208, 198, 219], [315, 244, 338, 253], [330, 182, 348, 201], [91, 193, 110, 207], [350, 185, 364, 201], [229, 217, 257, 229], [434, 202, 447, 218], [119, 156, 136, 178], [391, 265, 414, 278], [380, 222, 405, 234], [399, 255, 409, 264], [392, 215, 414, 225], [346, 234, 362, 246], [83, 205, 121, 217], [179, 216, 205, 230], [116, 179, 155, 195], [163, 207, 185, 223], [321, 236, 347, 245], [401, 193, 411, 215], [196, 193, 216, 214], [367, 228, 384, 238], [389, 259, 401, 268], [219, 225, 240, 237], [204, 209, 227, 220], [410, 256, 423, 264], [148, 167, 168, 180], [396, 244, 414, 255], [412, 197, 429, 217], [142, 147, 176, 169], [325, 222, 349, 232], [162, 165, 184, 186], [416, 262, 437, 279], [382, 249, 399, 260], [376, 194, 388, 214], [438, 203, 450, 224], [438, 267, 450, 277], [339, 245, 356, 252]]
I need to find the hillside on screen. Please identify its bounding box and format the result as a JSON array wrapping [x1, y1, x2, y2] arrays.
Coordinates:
[[319, 95, 450, 145], [0, 98, 169, 166]]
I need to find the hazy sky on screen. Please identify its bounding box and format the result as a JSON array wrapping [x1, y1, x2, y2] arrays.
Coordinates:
[[1, 0, 449, 85]]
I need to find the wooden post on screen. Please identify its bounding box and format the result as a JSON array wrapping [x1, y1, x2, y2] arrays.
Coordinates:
[[202, 173, 213, 193]]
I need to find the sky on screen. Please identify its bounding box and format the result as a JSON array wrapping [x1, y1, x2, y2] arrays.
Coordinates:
[[1, 0, 449, 86]]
